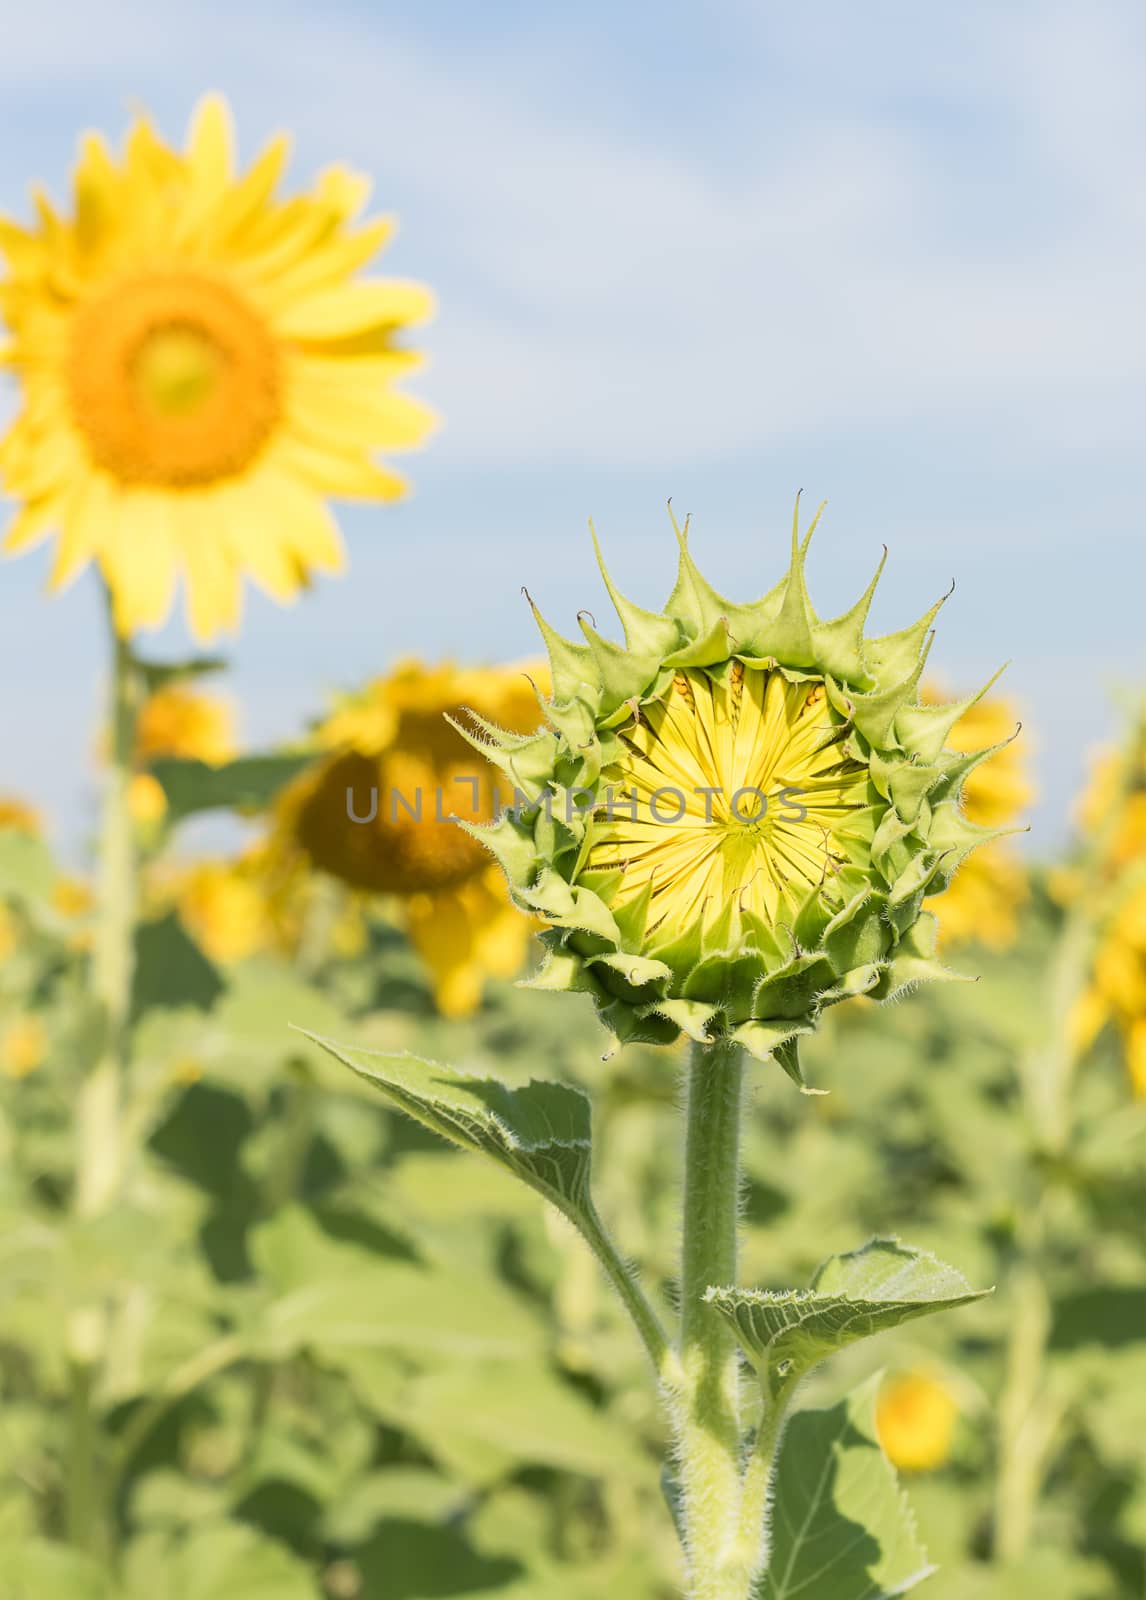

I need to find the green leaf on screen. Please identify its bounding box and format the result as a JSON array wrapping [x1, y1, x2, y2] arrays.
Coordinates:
[[352, 1520, 522, 1600], [0, 830, 56, 909], [1050, 1286, 1146, 1351], [249, 1206, 543, 1363], [708, 1238, 989, 1392], [302, 1036, 595, 1223], [131, 913, 224, 1022], [122, 1522, 321, 1600], [148, 754, 311, 823], [395, 1362, 650, 1479], [761, 1376, 933, 1600], [0, 1539, 113, 1600], [132, 652, 228, 695]]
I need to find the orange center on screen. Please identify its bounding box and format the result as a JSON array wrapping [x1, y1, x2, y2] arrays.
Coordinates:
[[67, 271, 282, 486]]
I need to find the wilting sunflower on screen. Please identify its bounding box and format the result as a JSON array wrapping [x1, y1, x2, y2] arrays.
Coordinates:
[[920, 686, 1032, 951], [471, 508, 1010, 1076], [875, 1371, 958, 1473], [267, 659, 548, 1015], [0, 94, 435, 639], [129, 682, 237, 823]]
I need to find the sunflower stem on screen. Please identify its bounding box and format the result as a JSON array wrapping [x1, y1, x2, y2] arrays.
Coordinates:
[[65, 1357, 98, 1554], [677, 1036, 746, 1600], [717, 1389, 789, 1593], [995, 729, 1130, 1564], [575, 1200, 676, 1385], [76, 608, 139, 1216]]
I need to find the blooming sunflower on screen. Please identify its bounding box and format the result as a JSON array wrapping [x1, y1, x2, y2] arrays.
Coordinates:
[[875, 1371, 958, 1473], [470, 509, 1011, 1074], [267, 658, 549, 1015], [920, 686, 1033, 951], [0, 94, 435, 640]]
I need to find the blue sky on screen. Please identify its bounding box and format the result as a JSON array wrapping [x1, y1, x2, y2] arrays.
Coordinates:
[[2, 0, 1145, 857]]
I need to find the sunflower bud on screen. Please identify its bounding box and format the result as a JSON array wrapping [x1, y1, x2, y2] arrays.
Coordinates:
[[464, 504, 1014, 1082]]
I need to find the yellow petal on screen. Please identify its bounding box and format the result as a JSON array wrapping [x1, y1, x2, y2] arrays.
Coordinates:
[[252, 218, 394, 312], [97, 492, 179, 633], [3, 496, 59, 554], [215, 481, 304, 602], [186, 93, 235, 189], [289, 381, 437, 453], [277, 279, 435, 339], [124, 114, 182, 186], [203, 134, 291, 247], [271, 432, 409, 500], [171, 498, 243, 641], [48, 471, 118, 589], [250, 465, 346, 573], [74, 132, 121, 253]]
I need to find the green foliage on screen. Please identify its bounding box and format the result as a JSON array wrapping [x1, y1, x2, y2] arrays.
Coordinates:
[[301, 1038, 597, 1221], [1, 832, 1144, 1599], [709, 1241, 990, 1396], [761, 1378, 932, 1600], [147, 754, 311, 822]]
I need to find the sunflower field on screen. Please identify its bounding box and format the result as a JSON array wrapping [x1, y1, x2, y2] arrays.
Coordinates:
[[2, 90, 1145, 1600]]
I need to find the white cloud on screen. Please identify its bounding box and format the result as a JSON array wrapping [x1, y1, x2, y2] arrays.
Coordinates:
[[1, 0, 1143, 471]]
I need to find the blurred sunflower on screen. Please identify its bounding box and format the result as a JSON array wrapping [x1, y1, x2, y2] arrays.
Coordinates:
[[1, 1015, 47, 1079], [267, 659, 548, 1016], [875, 1370, 958, 1473], [922, 686, 1033, 951], [163, 857, 268, 965], [0, 796, 41, 834], [129, 682, 237, 824], [1077, 732, 1146, 875], [1065, 720, 1146, 1096], [0, 93, 435, 640]]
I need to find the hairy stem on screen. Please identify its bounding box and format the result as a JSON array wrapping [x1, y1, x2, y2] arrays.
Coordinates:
[[68, 602, 140, 1556], [996, 815, 1109, 1562], [106, 1333, 246, 1509], [65, 1359, 98, 1554], [718, 1391, 789, 1593], [678, 1036, 745, 1600], [577, 1200, 677, 1385], [994, 1256, 1052, 1561]]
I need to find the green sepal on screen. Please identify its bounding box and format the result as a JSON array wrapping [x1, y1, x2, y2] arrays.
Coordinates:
[[893, 663, 1008, 762], [663, 614, 736, 670], [863, 583, 950, 684], [810, 547, 886, 685], [868, 912, 971, 1001], [523, 590, 594, 704], [478, 502, 1014, 1075], [751, 953, 837, 1021], [589, 520, 681, 659]]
